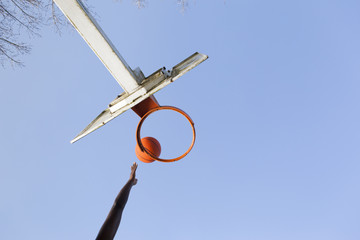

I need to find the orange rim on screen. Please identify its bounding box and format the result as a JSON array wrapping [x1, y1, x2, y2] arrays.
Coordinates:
[[136, 106, 196, 163]]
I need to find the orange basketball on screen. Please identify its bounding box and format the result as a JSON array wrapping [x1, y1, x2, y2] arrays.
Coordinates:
[[135, 137, 161, 163]]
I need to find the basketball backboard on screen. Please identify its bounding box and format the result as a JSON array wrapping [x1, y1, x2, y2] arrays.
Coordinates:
[[53, 0, 208, 143]]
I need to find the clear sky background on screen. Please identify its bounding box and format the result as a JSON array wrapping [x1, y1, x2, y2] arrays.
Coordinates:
[[1, 0, 360, 239]]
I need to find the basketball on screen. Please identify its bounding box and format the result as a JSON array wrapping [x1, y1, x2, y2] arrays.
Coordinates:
[[135, 137, 161, 163]]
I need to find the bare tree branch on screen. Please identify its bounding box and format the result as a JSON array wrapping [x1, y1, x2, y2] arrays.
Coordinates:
[[0, 0, 45, 66], [177, 0, 189, 13], [133, 0, 146, 9], [11, 0, 37, 20]]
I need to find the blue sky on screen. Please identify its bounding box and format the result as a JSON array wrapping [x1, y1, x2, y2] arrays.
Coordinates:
[[1, 0, 360, 239]]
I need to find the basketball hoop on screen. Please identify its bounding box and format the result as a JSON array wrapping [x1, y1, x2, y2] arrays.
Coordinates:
[[136, 106, 196, 163]]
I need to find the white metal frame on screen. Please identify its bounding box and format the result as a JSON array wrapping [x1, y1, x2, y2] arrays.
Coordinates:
[[53, 0, 208, 143]]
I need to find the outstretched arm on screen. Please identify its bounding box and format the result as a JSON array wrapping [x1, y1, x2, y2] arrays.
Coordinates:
[[96, 162, 138, 240]]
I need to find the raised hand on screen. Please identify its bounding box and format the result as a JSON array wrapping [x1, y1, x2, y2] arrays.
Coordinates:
[[129, 162, 138, 185]]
